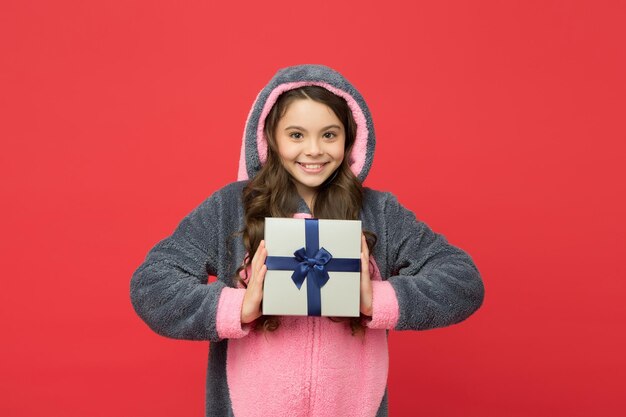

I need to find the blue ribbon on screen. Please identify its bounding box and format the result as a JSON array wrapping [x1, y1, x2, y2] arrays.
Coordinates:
[[265, 218, 360, 316]]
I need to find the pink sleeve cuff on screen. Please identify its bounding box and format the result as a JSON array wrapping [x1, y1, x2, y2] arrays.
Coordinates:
[[216, 287, 251, 339], [366, 280, 399, 329]]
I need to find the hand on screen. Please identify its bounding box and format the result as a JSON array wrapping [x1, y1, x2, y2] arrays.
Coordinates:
[[241, 240, 267, 324], [360, 234, 373, 317]]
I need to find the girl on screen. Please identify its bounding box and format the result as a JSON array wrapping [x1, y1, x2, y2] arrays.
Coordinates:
[[130, 64, 485, 417]]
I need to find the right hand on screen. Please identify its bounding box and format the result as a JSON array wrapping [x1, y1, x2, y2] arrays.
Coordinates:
[[241, 240, 267, 324]]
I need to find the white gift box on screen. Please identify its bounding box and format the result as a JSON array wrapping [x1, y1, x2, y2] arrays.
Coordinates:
[[262, 217, 362, 317]]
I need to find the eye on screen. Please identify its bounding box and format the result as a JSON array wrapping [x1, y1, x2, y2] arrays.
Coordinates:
[[289, 132, 303, 139], [323, 132, 337, 140]]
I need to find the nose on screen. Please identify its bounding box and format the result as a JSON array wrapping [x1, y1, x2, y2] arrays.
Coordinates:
[[305, 138, 323, 156]]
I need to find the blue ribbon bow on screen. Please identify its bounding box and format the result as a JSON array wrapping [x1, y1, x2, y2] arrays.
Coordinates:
[[291, 247, 333, 290], [265, 218, 360, 316]]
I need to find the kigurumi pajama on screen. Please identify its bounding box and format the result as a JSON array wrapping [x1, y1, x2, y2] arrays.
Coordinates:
[[130, 64, 485, 417]]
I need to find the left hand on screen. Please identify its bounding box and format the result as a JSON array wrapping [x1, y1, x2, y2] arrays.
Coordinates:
[[360, 234, 373, 317]]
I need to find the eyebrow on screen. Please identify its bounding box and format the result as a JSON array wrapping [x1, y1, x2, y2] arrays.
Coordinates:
[[284, 125, 343, 131]]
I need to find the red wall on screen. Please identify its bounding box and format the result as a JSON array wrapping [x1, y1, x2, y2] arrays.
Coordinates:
[[2, 1, 624, 416]]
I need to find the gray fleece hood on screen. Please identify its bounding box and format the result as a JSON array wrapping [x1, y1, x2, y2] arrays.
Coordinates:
[[237, 64, 376, 182]]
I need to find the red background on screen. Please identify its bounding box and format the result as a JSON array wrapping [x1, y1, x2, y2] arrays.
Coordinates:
[[2, 1, 625, 416]]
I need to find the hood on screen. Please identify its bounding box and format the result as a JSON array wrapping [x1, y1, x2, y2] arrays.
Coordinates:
[[237, 64, 376, 182]]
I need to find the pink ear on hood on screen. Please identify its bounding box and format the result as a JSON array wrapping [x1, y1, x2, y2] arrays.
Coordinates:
[[237, 81, 369, 182]]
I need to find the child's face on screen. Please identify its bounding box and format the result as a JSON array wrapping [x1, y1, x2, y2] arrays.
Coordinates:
[[274, 98, 346, 203]]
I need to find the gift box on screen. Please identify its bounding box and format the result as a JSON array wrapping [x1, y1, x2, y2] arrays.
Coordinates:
[[263, 217, 362, 317]]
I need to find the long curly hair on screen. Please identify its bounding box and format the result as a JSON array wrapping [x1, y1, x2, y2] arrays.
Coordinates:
[[236, 85, 376, 335]]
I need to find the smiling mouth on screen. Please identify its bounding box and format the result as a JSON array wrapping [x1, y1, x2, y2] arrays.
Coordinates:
[[298, 162, 328, 169]]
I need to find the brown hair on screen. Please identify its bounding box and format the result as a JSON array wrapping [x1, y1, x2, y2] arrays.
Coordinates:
[[237, 86, 376, 335]]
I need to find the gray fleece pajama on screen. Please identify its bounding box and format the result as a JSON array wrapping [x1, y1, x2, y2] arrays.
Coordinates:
[[130, 64, 485, 417]]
